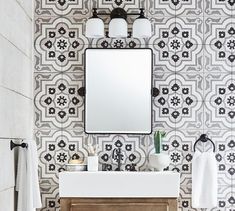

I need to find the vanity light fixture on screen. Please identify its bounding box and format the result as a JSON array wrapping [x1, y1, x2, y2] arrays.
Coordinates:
[[85, 7, 152, 38], [85, 8, 104, 38]]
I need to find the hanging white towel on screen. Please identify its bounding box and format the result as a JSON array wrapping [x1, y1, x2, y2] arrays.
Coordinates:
[[192, 151, 217, 208], [16, 140, 42, 211]]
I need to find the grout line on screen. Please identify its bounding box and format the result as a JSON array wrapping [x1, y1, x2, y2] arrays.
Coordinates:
[[14, 0, 32, 21], [0, 187, 15, 192], [0, 85, 33, 100], [0, 32, 31, 59]]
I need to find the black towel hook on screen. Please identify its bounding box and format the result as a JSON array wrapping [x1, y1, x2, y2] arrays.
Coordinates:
[[10, 140, 28, 150], [193, 134, 215, 152]]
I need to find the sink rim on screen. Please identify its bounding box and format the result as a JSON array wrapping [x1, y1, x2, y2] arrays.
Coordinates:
[[60, 171, 179, 174], [59, 171, 180, 198]]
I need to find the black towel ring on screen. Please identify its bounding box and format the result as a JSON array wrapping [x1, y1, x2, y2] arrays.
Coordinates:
[[193, 134, 216, 152]]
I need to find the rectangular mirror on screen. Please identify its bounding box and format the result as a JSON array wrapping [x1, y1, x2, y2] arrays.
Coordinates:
[[85, 48, 152, 134]]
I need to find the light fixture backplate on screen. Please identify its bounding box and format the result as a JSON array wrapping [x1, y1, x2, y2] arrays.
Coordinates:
[[110, 8, 127, 19]]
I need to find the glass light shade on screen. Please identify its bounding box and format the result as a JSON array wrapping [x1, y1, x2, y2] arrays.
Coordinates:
[[85, 18, 104, 38], [133, 18, 152, 38], [109, 18, 128, 38]]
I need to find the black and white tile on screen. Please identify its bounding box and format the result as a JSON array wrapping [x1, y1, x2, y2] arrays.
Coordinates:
[[97, 135, 147, 171], [204, 0, 234, 16], [34, 0, 91, 16], [148, 0, 203, 17], [34, 0, 235, 210], [39, 186, 60, 211], [93, 0, 147, 14], [204, 73, 233, 129], [36, 129, 89, 185], [34, 17, 88, 73]]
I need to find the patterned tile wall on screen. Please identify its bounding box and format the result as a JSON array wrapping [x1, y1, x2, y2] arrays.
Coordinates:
[[34, 0, 235, 210]]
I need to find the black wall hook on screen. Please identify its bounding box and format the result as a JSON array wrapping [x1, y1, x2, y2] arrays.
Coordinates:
[[78, 87, 85, 97], [193, 134, 215, 152], [10, 140, 28, 150], [152, 87, 159, 97]]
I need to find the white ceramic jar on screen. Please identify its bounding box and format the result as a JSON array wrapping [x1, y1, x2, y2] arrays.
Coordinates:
[[87, 155, 99, 171]]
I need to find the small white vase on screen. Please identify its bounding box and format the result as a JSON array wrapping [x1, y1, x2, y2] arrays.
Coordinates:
[[87, 155, 99, 171], [149, 153, 170, 171]]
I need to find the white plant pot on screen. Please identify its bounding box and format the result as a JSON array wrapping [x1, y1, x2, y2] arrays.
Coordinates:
[[149, 153, 170, 171]]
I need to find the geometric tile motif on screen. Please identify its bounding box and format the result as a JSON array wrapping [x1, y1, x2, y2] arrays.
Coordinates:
[[34, 73, 63, 129], [35, 17, 88, 72], [153, 74, 203, 129], [204, 0, 233, 16], [34, 0, 90, 16], [174, 74, 204, 129], [153, 74, 176, 129], [149, 17, 203, 72], [97, 135, 147, 171], [214, 132, 235, 185], [39, 186, 60, 211], [90, 37, 146, 49], [36, 130, 88, 185], [61, 73, 84, 129], [204, 74, 234, 129], [95, 0, 146, 12], [148, 0, 203, 16], [205, 18, 235, 71], [34, 73, 84, 130], [216, 186, 235, 208]]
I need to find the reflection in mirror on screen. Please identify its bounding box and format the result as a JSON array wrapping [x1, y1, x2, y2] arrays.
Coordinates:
[[85, 49, 152, 134]]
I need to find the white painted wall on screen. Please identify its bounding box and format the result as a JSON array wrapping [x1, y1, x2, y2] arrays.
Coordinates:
[[0, 0, 33, 139], [0, 0, 33, 210]]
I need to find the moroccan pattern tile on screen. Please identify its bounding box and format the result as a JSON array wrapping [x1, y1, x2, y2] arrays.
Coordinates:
[[205, 0, 234, 16], [153, 73, 203, 129], [35, 17, 88, 73], [213, 131, 235, 185], [34, 73, 84, 130], [97, 135, 147, 171], [90, 37, 146, 48], [148, 0, 203, 17], [36, 130, 89, 185], [34, 73, 63, 130], [95, 0, 147, 13], [39, 186, 60, 210], [204, 17, 235, 73], [149, 16, 203, 73], [34, 0, 235, 211], [35, 0, 90, 16], [204, 73, 234, 129]]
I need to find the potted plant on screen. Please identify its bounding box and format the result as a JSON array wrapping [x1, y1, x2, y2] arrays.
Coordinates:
[[149, 131, 170, 171]]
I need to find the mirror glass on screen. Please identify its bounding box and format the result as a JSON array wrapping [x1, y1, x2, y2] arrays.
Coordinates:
[[85, 49, 152, 134]]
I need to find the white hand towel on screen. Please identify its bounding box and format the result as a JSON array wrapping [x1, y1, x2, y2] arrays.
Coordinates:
[[192, 151, 217, 208], [16, 140, 42, 211]]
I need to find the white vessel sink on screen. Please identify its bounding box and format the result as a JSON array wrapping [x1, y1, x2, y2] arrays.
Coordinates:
[[59, 171, 180, 198]]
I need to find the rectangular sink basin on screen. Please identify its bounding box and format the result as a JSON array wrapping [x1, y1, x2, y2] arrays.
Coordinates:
[[59, 171, 180, 198]]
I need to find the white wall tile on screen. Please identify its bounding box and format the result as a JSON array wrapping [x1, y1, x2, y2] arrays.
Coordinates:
[[0, 188, 14, 211], [0, 140, 14, 192], [0, 87, 33, 139], [0, 36, 32, 98], [0, 0, 32, 58], [16, 0, 32, 19]]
